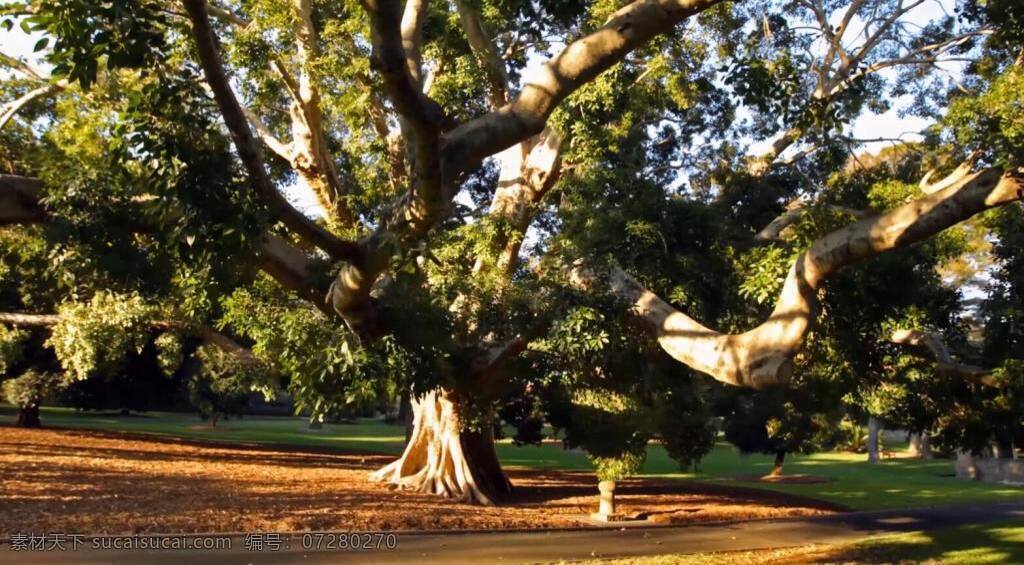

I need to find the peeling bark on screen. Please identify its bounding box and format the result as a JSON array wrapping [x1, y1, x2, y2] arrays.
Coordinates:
[[369, 390, 512, 505]]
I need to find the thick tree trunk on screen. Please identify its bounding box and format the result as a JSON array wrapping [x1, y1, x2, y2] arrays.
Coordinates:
[[369, 390, 512, 505], [768, 450, 786, 477], [907, 433, 933, 459], [15, 404, 41, 428], [867, 417, 881, 463]]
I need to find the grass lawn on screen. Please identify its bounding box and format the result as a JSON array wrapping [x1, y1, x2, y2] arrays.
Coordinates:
[[603, 520, 1024, 564], [4, 404, 1022, 511]]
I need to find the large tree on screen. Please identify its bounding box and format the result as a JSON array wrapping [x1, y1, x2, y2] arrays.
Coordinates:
[[1, 0, 1022, 504]]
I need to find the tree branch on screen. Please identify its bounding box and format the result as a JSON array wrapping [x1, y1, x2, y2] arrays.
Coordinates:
[[474, 129, 563, 275], [441, 0, 726, 175], [326, 0, 724, 331], [182, 0, 360, 261], [602, 164, 1023, 389], [0, 175, 336, 319], [454, 0, 509, 108], [0, 85, 57, 131], [361, 0, 446, 135], [754, 200, 869, 242], [0, 312, 261, 368], [239, 105, 294, 161], [889, 328, 996, 386], [400, 0, 429, 86]]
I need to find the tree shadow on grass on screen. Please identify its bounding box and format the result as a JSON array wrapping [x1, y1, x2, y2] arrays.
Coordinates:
[[806, 521, 1024, 564]]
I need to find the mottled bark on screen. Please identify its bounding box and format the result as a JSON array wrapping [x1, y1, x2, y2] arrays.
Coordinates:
[[474, 129, 563, 276]]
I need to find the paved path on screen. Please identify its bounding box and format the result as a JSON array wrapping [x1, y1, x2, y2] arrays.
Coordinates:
[[4, 502, 1023, 564]]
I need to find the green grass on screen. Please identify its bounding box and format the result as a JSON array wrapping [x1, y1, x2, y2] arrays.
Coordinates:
[[5, 404, 1022, 511], [843, 521, 1024, 564], [602, 520, 1024, 564]]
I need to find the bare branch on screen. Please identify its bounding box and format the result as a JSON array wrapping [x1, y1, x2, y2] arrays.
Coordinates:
[[0, 78, 66, 131], [920, 151, 982, 194], [0, 52, 49, 81], [240, 105, 294, 161], [0, 313, 60, 326]]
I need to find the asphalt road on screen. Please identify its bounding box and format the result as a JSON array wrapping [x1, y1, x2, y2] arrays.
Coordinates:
[[3, 501, 1023, 564]]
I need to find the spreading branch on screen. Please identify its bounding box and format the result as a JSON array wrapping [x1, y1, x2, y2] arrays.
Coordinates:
[[605, 164, 1023, 388], [0, 175, 334, 319], [889, 328, 996, 386], [329, 0, 723, 331], [754, 200, 869, 242], [441, 0, 726, 175], [182, 0, 360, 261], [454, 0, 509, 108], [0, 313, 261, 367], [746, 3, 989, 173]]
